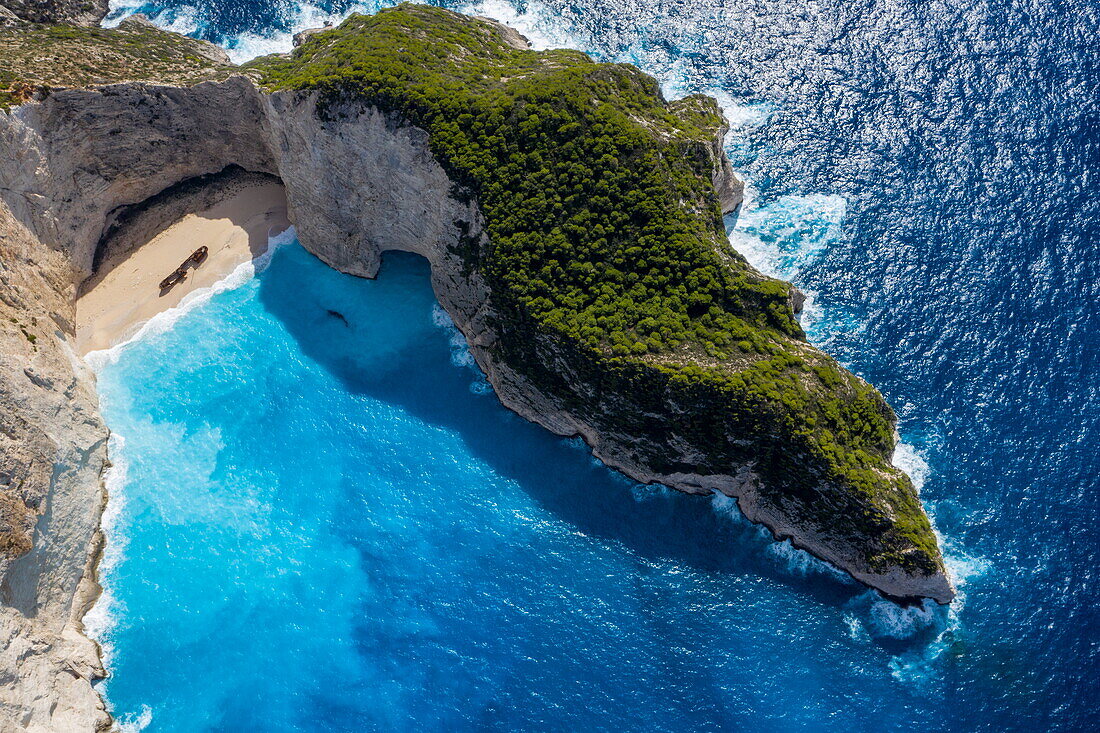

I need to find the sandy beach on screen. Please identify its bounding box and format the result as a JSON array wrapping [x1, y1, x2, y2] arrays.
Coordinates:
[[77, 181, 290, 354]]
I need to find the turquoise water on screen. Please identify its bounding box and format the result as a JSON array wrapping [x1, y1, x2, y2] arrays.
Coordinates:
[[91, 242, 964, 731], [92, 0, 1100, 725]]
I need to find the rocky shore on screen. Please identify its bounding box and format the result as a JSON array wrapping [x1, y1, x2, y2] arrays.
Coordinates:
[[0, 7, 952, 730]]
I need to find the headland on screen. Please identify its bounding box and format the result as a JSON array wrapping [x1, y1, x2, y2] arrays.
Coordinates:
[[0, 5, 954, 730]]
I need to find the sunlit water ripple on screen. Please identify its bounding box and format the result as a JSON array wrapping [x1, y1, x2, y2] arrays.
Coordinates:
[[89, 0, 1098, 729]]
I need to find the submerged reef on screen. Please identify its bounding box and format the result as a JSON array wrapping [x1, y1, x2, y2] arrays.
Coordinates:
[[0, 4, 951, 729]]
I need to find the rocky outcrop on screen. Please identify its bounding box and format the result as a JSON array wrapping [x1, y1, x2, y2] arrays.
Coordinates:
[[253, 92, 948, 606], [0, 15, 950, 730], [120, 14, 231, 65], [473, 16, 531, 50], [0, 202, 109, 730], [709, 120, 744, 214], [0, 0, 107, 26], [293, 23, 332, 48]]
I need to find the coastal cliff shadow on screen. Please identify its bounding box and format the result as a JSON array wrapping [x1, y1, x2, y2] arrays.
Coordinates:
[[257, 247, 882, 617], [80, 166, 284, 296]]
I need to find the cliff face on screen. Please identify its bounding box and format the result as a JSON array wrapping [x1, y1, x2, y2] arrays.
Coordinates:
[[0, 199, 109, 730], [0, 8, 952, 731]]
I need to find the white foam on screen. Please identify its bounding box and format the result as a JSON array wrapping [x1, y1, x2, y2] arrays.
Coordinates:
[[84, 228, 295, 373], [710, 494, 853, 583], [104, 0, 202, 35], [890, 439, 991, 595], [82, 433, 129, 670], [460, 0, 592, 52], [562, 436, 588, 452], [712, 94, 775, 129], [83, 431, 132, 719], [430, 303, 455, 329], [104, 0, 388, 61], [839, 512, 990, 685], [881, 536, 991, 684], [102, 0, 149, 27], [764, 538, 849, 580], [869, 594, 939, 639], [116, 704, 153, 732], [223, 1, 382, 63], [834, 439, 988, 678], [892, 440, 930, 492], [198, 0, 589, 65], [630, 482, 676, 503], [725, 192, 846, 343], [729, 192, 845, 280], [153, 5, 201, 36], [430, 304, 493, 394]]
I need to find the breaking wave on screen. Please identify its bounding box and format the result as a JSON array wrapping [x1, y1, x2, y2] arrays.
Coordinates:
[[116, 705, 154, 732], [430, 304, 493, 394]]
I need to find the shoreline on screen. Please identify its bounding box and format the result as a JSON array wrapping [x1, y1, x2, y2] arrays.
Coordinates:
[[76, 180, 290, 355], [74, 179, 293, 728], [79, 239, 294, 728]]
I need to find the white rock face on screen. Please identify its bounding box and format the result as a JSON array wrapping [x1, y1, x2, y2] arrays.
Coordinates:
[[4, 77, 276, 276], [0, 204, 110, 731], [0, 76, 278, 733], [0, 74, 947, 731]]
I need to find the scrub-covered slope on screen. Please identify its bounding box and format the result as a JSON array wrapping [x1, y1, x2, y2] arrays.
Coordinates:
[[0, 15, 234, 108], [246, 5, 952, 600]]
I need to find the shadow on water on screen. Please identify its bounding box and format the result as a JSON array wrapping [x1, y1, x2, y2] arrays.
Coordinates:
[[257, 245, 869, 613]]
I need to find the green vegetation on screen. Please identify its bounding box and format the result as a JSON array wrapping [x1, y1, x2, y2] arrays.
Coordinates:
[[0, 4, 943, 575], [0, 17, 235, 108], [247, 4, 943, 575], [10, 317, 38, 349]]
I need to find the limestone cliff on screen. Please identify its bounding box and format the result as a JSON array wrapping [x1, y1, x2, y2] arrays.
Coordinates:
[[0, 202, 109, 730], [0, 7, 952, 730]]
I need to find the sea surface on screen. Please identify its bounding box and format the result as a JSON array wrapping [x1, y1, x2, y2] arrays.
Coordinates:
[[89, 0, 1098, 730]]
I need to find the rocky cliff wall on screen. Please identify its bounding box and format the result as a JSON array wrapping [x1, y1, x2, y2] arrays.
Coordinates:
[[0, 0, 107, 26], [0, 201, 109, 731], [4, 77, 276, 277], [0, 72, 944, 731]]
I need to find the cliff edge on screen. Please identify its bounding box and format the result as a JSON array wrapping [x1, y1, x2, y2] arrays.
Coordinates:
[[0, 5, 952, 730], [243, 7, 952, 599]]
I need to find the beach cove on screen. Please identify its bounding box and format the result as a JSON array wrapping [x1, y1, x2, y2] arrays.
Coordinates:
[[88, 241, 952, 732], [77, 177, 289, 354], [0, 0, 1095, 729]]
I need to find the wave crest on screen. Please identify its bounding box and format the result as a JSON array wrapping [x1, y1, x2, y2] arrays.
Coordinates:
[[430, 304, 493, 394]]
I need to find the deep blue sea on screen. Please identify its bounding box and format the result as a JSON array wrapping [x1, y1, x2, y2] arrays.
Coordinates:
[[88, 0, 1098, 730]]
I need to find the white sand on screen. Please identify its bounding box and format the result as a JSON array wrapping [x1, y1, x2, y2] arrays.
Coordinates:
[[76, 182, 290, 355]]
